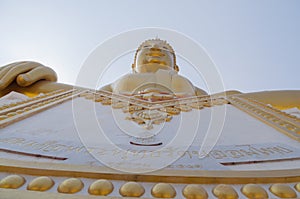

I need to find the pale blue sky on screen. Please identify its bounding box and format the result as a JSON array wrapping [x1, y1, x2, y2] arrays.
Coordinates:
[[0, 0, 299, 93]]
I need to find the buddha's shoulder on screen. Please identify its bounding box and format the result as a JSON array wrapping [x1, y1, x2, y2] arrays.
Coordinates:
[[171, 74, 193, 85]]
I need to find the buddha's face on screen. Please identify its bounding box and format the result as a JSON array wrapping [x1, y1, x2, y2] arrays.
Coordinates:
[[134, 40, 176, 73]]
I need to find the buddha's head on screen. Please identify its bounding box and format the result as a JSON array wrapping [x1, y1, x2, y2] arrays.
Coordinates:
[[132, 39, 179, 73]]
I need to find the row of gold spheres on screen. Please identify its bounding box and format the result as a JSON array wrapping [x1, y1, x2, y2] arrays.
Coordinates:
[[0, 175, 300, 198]]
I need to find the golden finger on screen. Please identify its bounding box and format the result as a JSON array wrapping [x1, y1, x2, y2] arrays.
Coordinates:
[[17, 66, 57, 87], [0, 62, 43, 90], [0, 61, 30, 79]]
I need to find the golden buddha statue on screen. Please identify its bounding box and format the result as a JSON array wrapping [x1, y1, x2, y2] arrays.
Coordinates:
[[0, 38, 300, 199], [0, 39, 207, 99], [101, 39, 207, 98]]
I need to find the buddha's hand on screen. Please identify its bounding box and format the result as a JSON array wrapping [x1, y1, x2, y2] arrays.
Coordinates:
[[0, 61, 57, 90]]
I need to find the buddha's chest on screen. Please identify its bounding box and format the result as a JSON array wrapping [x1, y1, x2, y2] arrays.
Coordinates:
[[114, 74, 195, 96]]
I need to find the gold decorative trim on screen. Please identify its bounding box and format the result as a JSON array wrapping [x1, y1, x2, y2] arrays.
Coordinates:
[[82, 90, 228, 129], [0, 89, 83, 128], [1, 177, 299, 198], [0, 89, 64, 115], [1, 158, 300, 184], [228, 96, 300, 142]]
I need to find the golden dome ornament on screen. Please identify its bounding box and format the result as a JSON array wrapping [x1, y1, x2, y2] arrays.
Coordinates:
[[0, 175, 26, 189], [88, 179, 114, 196], [151, 183, 176, 198], [27, 176, 54, 191], [182, 184, 208, 199], [119, 181, 145, 197], [57, 178, 84, 194], [241, 184, 268, 199], [269, 183, 297, 198], [212, 184, 238, 199]]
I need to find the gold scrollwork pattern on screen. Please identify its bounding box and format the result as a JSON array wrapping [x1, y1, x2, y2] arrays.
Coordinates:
[[82, 91, 228, 129], [228, 96, 300, 142]]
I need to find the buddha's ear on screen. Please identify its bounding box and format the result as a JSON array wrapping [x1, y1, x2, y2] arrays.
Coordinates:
[[174, 65, 179, 72], [131, 63, 135, 73]]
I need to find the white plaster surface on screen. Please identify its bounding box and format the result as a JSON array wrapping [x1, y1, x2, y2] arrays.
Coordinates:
[[0, 96, 299, 171]]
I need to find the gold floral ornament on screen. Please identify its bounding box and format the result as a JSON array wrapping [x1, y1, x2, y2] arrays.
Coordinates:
[[84, 91, 228, 130]]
